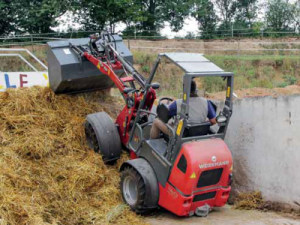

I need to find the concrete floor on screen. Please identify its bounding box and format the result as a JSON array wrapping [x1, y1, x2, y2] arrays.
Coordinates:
[[147, 205, 300, 225]]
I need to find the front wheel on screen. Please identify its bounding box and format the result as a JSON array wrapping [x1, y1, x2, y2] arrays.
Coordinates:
[[85, 112, 121, 163], [120, 167, 148, 213]]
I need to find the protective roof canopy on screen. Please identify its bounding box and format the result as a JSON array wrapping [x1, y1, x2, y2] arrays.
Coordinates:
[[163, 53, 225, 74]]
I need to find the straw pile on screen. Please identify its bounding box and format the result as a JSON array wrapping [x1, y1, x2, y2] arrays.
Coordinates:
[[234, 191, 263, 210], [0, 87, 147, 225]]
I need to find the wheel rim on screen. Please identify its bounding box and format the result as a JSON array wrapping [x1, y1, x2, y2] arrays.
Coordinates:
[[85, 123, 100, 152], [123, 176, 138, 206]]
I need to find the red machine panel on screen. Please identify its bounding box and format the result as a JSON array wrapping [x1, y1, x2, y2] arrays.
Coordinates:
[[158, 138, 233, 216]]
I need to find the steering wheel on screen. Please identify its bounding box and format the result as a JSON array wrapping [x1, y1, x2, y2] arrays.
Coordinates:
[[158, 97, 174, 106], [157, 97, 175, 124]]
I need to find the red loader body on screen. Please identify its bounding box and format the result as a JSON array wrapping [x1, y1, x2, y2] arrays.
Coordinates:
[[159, 138, 233, 216]]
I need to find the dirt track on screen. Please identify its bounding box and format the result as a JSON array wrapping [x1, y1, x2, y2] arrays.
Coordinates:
[[147, 205, 300, 225]]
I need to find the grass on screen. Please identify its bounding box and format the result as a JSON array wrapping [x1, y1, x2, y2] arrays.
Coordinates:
[[206, 55, 299, 91], [261, 43, 300, 50], [132, 51, 300, 95], [1, 45, 299, 96], [0, 45, 47, 72]]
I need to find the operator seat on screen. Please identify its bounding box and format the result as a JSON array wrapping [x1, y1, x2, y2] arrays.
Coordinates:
[[157, 102, 211, 139], [156, 103, 170, 123], [183, 122, 211, 137]]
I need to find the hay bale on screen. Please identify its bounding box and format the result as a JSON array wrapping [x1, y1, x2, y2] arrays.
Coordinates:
[[0, 87, 147, 225]]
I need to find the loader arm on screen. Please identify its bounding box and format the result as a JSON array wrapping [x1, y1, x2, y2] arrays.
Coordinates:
[[69, 34, 147, 97], [82, 51, 126, 93], [70, 33, 158, 148]]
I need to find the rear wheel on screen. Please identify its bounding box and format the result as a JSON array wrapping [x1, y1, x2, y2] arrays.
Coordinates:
[[120, 167, 148, 213], [85, 112, 121, 163]]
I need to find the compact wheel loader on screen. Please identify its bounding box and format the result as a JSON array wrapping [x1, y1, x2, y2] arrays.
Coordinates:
[[47, 31, 234, 217]]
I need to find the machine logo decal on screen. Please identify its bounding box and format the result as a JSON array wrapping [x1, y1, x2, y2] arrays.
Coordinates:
[[212, 156, 217, 162], [167, 186, 178, 199], [199, 161, 229, 169], [190, 172, 196, 179]]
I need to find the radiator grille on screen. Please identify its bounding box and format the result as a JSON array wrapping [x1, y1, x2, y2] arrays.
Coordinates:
[[197, 168, 223, 188], [193, 191, 216, 202]]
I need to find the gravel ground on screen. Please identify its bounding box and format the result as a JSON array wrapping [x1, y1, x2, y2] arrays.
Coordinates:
[[147, 205, 300, 225]]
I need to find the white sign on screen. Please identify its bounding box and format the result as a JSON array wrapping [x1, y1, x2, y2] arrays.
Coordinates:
[[0, 72, 49, 91]]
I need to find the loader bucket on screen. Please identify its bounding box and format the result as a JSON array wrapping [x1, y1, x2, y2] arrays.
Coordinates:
[[47, 35, 133, 94]]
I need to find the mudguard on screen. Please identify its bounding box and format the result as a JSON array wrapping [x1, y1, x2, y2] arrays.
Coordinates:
[[120, 158, 159, 209]]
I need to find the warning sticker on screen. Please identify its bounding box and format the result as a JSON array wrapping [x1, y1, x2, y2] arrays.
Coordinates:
[[190, 172, 196, 179], [227, 87, 231, 98], [176, 120, 183, 136]]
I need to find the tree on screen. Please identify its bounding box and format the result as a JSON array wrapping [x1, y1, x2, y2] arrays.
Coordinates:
[[214, 0, 237, 30], [75, 0, 129, 32], [234, 0, 259, 28], [192, 0, 218, 38], [163, 0, 192, 32], [292, 0, 300, 31], [122, 0, 162, 35], [122, 0, 192, 36], [14, 0, 71, 34], [265, 0, 295, 31], [0, 0, 15, 35]]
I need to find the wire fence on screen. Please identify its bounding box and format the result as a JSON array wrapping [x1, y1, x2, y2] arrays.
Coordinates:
[[1, 28, 300, 44], [1, 30, 300, 56], [196, 28, 300, 39]]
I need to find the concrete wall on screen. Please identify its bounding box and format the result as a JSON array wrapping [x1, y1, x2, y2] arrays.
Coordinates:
[[222, 95, 300, 207]]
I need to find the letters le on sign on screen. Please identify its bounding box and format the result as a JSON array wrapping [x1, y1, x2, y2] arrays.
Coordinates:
[[0, 72, 49, 91]]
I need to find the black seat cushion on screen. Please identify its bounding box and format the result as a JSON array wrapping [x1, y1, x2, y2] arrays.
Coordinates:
[[157, 103, 170, 123], [183, 122, 211, 137]]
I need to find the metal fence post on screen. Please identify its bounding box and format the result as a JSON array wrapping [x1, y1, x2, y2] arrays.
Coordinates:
[[128, 39, 130, 50], [31, 34, 34, 52]]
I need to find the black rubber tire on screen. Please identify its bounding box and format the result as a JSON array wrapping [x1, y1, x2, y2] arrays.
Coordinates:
[[120, 167, 148, 214], [85, 112, 122, 163]]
